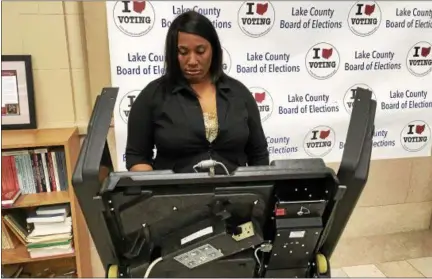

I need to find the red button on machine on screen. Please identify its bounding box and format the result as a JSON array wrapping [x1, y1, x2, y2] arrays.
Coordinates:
[[275, 208, 286, 216]]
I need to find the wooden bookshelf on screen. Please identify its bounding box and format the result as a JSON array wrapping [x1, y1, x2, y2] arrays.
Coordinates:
[[2, 244, 75, 265], [1, 127, 92, 277], [8, 191, 70, 208]]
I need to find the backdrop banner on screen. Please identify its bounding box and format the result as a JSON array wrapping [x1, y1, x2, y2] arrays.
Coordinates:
[[106, 1, 432, 171]]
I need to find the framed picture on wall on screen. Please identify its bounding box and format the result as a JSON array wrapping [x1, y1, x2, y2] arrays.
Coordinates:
[[1, 55, 37, 130]]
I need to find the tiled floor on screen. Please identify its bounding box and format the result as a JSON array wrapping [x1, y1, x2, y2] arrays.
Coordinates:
[[332, 257, 432, 277], [330, 230, 432, 268]]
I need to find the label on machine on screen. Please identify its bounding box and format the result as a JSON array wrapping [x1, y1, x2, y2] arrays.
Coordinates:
[[289, 231, 306, 238], [174, 243, 224, 269], [181, 226, 214, 245]]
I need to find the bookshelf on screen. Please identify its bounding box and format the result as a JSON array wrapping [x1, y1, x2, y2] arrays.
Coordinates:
[[1, 127, 92, 278]]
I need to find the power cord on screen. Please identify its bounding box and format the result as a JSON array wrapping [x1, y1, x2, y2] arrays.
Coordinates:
[[254, 243, 273, 273], [143, 257, 163, 278], [193, 159, 230, 176]]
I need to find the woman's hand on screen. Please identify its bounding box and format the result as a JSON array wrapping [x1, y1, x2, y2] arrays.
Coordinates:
[[130, 164, 153, 171]]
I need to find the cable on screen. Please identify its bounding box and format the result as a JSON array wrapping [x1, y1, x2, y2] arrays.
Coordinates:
[[215, 162, 229, 175], [192, 159, 230, 175], [254, 243, 273, 274], [254, 247, 262, 269], [143, 257, 163, 278]]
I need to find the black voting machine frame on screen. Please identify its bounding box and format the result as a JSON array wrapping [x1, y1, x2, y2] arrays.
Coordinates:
[[72, 87, 376, 278]]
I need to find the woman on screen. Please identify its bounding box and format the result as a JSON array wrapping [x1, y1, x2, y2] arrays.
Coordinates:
[[125, 10, 269, 174]]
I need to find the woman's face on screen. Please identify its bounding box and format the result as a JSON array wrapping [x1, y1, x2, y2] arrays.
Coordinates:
[[177, 32, 213, 83]]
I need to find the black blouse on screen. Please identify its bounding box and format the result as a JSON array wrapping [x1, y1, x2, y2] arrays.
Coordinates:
[[125, 74, 269, 174]]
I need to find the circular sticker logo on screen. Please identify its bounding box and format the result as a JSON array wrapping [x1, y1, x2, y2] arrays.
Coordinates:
[[406, 41, 432, 77], [303, 126, 336, 157], [400, 120, 431, 152], [237, 1, 275, 38], [305, 42, 340, 80], [119, 90, 141, 123], [249, 87, 274, 122], [222, 47, 232, 73], [347, 1, 382, 37], [113, 1, 155, 37], [343, 84, 377, 114]]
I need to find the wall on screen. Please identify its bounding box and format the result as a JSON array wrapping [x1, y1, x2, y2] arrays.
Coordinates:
[[1, 2, 106, 276], [2, 1, 432, 276], [1, 1, 111, 134]]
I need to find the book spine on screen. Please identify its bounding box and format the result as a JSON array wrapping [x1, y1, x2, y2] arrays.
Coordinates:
[[31, 152, 42, 193], [56, 151, 67, 191], [9, 156, 20, 194], [47, 152, 57, 192], [20, 154, 32, 194], [15, 155, 28, 194], [24, 153, 38, 194], [36, 153, 47, 192], [51, 152, 61, 191]]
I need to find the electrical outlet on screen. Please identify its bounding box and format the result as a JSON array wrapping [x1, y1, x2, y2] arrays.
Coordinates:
[[232, 221, 255, 241]]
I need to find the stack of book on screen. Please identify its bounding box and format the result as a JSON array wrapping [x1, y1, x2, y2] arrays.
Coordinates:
[[2, 203, 75, 259], [25, 204, 74, 258]]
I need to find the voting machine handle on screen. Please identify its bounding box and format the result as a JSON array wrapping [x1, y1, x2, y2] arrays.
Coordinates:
[[79, 87, 117, 183], [320, 87, 377, 258], [71, 87, 120, 269]]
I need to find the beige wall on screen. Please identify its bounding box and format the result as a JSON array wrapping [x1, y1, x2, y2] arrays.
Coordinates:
[[3, 1, 432, 276], [2, 1, 111, 134]]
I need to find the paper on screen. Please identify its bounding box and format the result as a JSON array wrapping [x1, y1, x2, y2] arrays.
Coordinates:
[[1, 70, 20, 115]]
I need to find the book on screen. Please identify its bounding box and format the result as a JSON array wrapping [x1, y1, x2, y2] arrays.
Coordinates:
[[26, 212, 67, 224], [36, 203, 70, 216], [1, 218, 20, 249], [1, 188, 21, 208], [3, 210, 31, 245], [1, 154, 22, 207], [28, 246, 74, 259], [27, 232, 72, 244], [28, 217, 72, 237]]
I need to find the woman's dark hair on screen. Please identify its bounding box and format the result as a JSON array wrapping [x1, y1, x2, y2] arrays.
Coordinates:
[[164, 11, 224, 84]]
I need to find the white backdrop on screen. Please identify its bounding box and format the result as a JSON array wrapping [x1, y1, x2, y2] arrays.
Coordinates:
[[106, 1, 432, 171]]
